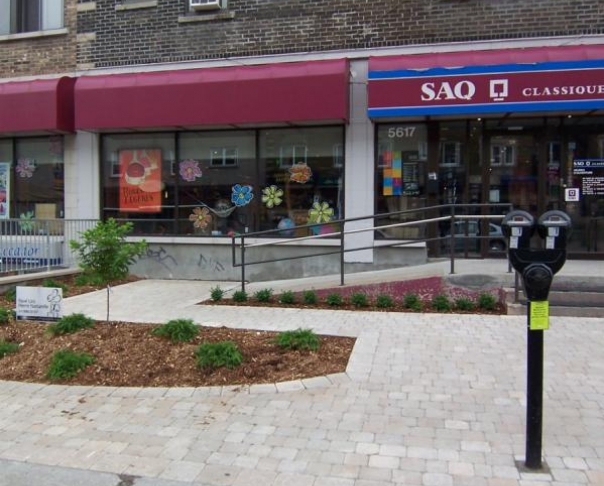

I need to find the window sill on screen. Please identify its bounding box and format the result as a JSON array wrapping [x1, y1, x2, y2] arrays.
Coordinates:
[[115, 1, 158, 11], [178, 11, 236, 23], [0, 28, 68, 42]]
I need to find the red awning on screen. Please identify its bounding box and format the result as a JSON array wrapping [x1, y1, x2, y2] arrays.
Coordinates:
[[75, 59, 349, 130], [369, 44, 604, 71], [0, 77, 75, 134]]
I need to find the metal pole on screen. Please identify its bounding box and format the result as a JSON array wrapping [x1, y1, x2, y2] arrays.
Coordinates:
[[340, 221, 345, 286], [449, 210, 455, 274], [240, 236, 246, 293], [525, 301, 544, 470]]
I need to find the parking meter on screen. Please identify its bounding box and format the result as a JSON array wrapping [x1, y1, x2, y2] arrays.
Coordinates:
[[537, 210, 572, 250], [501, 209, 572, 471], [501, 210, 535, 250]]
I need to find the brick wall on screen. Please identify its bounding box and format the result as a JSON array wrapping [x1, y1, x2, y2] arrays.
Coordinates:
[[0, 0, 78, 79], [77, 0, 604, 69]]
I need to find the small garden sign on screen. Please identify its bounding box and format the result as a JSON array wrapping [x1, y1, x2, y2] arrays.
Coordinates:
[[16, 286, 63, 321]]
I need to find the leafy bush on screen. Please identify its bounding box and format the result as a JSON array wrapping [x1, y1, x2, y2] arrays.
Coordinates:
[[431, 294, 452, 312], [3, 286, 17, 302], [46, 349, 95, 381], [0, 307, 11, 325], [477, 292, 498, 311], [454, 297, 476, 311], [403, 293, 422, 311], [70, 219, 147, 284], [275, 328, 319, 351], [350, 292, 369, 308], [279, 290, 296, 304], [42, 279, 68, 295], [195, 341, 242, 370], [74, 273, 106, 287], [232, 290, 248, 302], [152, 319, 199, 343], [210, 286, 225, 302], [0, 340, 19, 358], [302, 290, 318, 305], [375, 294, 394, 309], [254, 288, 273, 303], [47, 313, 95, 336], [325, 293, 343, 306]]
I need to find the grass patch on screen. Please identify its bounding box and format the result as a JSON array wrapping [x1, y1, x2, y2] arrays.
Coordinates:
[[47, 313, 95, 336], [232, 290, 248, 303], [46, 349, 95, 381], [403, 293, 422, 311], [278, 290, 296, 305], [477, 292, 498, 311], [325, 293, 343, 306], [42, 279, 68, 295], [350, 292, 369, 308], [152, 318, 199, 343], [275, 328, 319, 351], [431, 294, 452, 312], [0, 307, 11, 325], [0, 340, 20, 358], [195, 341, 242, 370], [454, 297, 476, 311], [253, 288, 273, 303], [375, 294, 394, 309], [302, 290, 318, 305], [210, 286, 225, 302]]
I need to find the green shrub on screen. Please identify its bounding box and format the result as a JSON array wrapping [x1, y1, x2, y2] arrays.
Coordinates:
[[232, 290, 248, 302], [275, 328, 319, 351], [47, 313, 95, 336], [454, 297, 476, 311], [279, 290, 296, 305], [69, 219, 147, 284], [74, 273, 106, 287], [210, 286, 225, 301], [3, 286, 17, 302], [375, 294, 394, 308], [325, 293, 343, 306], [195, 341, 242, 369], [431, 294, 452, 312], [403, 293, 422, 311], [350, 292, 369, 308], [0, 307, 11, 325], [42, 279, 68, 295], [254, 288, 273, 303], [477, 292, 498, 311], [302, 290, 318, 305], [0, 340, 19, 358], [152, 318, 199, 343], [46, 349, 95, 381]]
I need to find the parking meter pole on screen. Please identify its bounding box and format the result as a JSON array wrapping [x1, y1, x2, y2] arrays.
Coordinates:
[[525, 301, 544, 470]]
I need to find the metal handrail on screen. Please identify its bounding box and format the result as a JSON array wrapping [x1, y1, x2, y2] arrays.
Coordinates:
[[231, 203, 513, 291]]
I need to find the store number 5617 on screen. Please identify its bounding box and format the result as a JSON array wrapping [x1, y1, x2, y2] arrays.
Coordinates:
[[388, 127, 416, 138]]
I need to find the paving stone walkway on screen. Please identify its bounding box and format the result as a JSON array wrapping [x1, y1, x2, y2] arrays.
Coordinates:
[[1, 279, 603, 485]]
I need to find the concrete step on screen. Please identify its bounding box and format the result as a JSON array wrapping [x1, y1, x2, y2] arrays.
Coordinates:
[[506, 302, 604, 318], [505, 286, 604, 318]]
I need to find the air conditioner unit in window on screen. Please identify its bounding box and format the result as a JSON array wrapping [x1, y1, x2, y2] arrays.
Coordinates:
[[190, 0, 221, 10]]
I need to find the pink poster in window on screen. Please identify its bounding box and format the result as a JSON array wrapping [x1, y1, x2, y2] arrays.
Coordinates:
[[118, 149, 162, 213]]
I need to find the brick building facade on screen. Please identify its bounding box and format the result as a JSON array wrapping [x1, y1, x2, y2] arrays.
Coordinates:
[[2, 1, 604, 280]]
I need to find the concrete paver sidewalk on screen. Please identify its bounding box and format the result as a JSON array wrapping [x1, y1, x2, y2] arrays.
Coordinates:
[[1, 261, 603, 485]]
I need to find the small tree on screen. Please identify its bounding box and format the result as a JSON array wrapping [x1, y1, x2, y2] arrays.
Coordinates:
[[70, 219, 147, 284]]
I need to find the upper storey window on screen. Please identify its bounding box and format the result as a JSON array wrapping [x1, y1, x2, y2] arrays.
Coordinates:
[[0, 0, 64, 35]]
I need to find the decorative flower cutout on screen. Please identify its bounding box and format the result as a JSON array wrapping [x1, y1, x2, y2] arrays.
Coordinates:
[[261, 185, 283, 208], [308, 201, 334, 224], [189, 207, 212, 229], [231, 184, 254, 207], [16, 158, 36, 178], [179, 159, 202, 182], [289, 162, 312, 184]]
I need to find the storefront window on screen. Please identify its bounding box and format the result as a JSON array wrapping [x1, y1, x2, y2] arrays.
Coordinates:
[[259, 127, 344, 237], [0, 139, 12, 220], [179, 131, 256, 236], [102, 133, 175, 234], [12, 137, 64, 221], [101, 127, 345, 236], [375, 123, 427, 238]]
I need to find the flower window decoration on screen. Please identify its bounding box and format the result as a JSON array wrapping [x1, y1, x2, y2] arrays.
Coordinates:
[[189, 206, 213, 230], [231, 184, 254, 207], [261, 185, 283, 208], [179, 159, 203, 182], [16, 158, 36, 178], [308, 201, 334, 224]]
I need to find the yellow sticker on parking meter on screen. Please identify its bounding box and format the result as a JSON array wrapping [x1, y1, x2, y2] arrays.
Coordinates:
[[530, 301, 549, 330]]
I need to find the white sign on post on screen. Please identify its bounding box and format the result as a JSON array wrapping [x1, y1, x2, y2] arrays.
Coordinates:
[[16, 286, 63, 321]]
